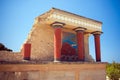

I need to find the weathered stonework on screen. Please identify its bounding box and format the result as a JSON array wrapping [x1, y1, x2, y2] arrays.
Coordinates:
[[0, 8, 105, 80], [0, 51, 22, 62], [0, 63, 106, 80], [24, 22, 54, 61]]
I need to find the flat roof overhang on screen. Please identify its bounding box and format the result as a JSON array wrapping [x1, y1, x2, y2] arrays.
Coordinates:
[[36, 8, 102, 33]]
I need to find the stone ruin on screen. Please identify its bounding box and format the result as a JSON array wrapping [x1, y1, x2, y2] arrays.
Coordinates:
[[0, 8, 106, 80], [0, 8, 103, 63]]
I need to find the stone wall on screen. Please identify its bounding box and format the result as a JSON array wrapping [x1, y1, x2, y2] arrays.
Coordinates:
[[0, 63, 106, 80], [24, 22, 54, 61], [80, 70, 105, 80], [0, 51, 22, 62], [0, 71, 75, 80], [0, 70, 106, 80]]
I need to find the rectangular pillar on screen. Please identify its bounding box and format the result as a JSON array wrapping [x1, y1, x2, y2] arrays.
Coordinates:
[[23, 43, 31, 60]]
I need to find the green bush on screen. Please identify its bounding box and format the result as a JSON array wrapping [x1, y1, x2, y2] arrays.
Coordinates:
[[106, 61, 120, 80]]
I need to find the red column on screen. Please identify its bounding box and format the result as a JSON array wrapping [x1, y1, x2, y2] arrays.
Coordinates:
[[54, 27, 62, 61], [74, 27, 86, 61], [93, 31, 102, 62], [76, 30, 85, 61], [23, 43, 31, 60], [52, 22, 65, 62]]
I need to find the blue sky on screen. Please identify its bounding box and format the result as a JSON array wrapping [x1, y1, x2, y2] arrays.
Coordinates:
[[0, 0, 120, 63]]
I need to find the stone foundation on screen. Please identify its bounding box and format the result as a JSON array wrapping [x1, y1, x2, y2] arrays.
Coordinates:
[[0, 62, 106, 80]]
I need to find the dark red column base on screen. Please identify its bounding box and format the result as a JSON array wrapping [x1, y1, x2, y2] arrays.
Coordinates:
[[96, 60, 101, 62], [24, 57, 30, 60]]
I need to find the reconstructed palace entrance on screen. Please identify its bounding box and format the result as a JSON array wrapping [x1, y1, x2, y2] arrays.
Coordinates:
[[23, 8, 102, 62], [0, 8, 106, 80]]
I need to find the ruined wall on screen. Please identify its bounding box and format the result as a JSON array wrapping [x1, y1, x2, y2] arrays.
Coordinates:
[[0, 51, 22, 62], [25, 22, 54, 61]]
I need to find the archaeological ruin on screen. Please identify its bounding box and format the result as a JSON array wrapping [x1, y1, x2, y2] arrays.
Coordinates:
[[0, 8, 106, 80]]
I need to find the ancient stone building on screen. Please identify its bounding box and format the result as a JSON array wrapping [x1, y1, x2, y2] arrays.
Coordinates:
[[0, 8, 106, 80]]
